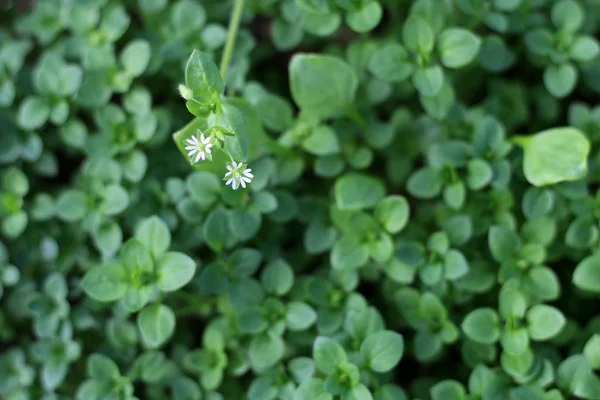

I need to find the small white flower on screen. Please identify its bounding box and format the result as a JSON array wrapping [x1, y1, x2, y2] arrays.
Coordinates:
[[224, 161, 253, 190], [184, 132, 212, 163]]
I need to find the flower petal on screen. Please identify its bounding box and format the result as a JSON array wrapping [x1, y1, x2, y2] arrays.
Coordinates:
[[195, 152, 202, 162], [224, 171, 232, 177]]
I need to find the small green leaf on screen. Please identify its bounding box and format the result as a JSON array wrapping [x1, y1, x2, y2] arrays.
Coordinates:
[[302, 125, 340, 156], [120, 39, 151, 77], [438, 28, 481, 68], [185, 50, 223, 98], [527, 305, 566, 341], [431, 380, 466, 400], [544, 63, 577, 98], [360, 330, 404, 373], [335, 173, 385, 210], [249, 333, 285, 371], [135, 216, 171, 257], [368, 43, 413, 83], [516, 127, 590, 187], [552, 0, 584, 32], [17, 96, 50, 130], [462, 308, 501, 344], [403, 17, 435, 54], [81, 263, 127, 302], [574, 253, 600, 293], [261, 259, 294, 296], [290, 54, 358, 121], [156, 252, 197, 292], [313, 337, 347, 375], [286, 302, 317, 331], [346, 1, 383, 33], [138, 304, 176, 348], [374, 196, 410, 234]]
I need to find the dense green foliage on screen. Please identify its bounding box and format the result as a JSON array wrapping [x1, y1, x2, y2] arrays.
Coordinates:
[[3, 0, 600, 399]]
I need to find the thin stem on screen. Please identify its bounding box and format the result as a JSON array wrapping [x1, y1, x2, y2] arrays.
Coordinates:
[[220, 0, 245, 80]]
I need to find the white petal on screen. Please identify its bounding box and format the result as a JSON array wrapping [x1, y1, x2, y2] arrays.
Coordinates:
[[201, 152, 206, 160], [184, 145, 197, 150], [240, 180, 246, 188], [241, 177, 251, 183], [205, 145, 212, 154], [242, 171, 254, 178], [202, 136, 211, 144], [224, 171, 232, 177], [187, 149, 197, 156], [190, 136, 199, 144], [232, 161, 240, 169], [232, 180, 239, 190], [200, 133, 206, 142], [195, 152, 202, 162], [227, 164, 233, 172]]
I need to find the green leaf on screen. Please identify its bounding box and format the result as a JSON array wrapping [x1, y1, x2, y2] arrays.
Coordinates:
[[462, 308, 501, 344], [294, 378, 333, 400], [249, 333, 285, 371], [438, 28, 481, 68], [342, 384, 373, 400], [138, 304, 176, 348], [374, 196, 410, 234], [444, 250, 469, 280], [156, 252, 197, 292], [81, 263, 128, 302], [56, 189, 88, 222], [331, 235, 369, 271], [210, 101, 250, 162], [313, 337, 347, 375], [402, 16, 435, 54], [584, 334, 600, 370], [187, 171, 221, 209], [516, 127, 590, 187], [120, 239, 153, 278], [527, 305, 566, 341], [407, 167, 443, 198], [203, 208, 232, 252], [412, 65, 444, 96], [466, 158, 493, 190], [570, 36, 600, 62], [368, 43, 413, 83], [301, 125, 340, 156], [101, 184, 129, 216], [574, 253, 600, 293], [286, 302, 317, 331], [185, 50, 223, 98], [92, 219, 122, 259], [346, 1, 383, 33], [544, 63, 577, 98], [120, 40, 151, 77], [290, 54, 358, 120], [335, 173, 385, 210], [431, 380, 466, 400], [261, 259, 294, 296], [17, 96, 50, 130], [360, 330, 404, 373], [552, 0, 584, 32], [488, 226, 520, 262], [135, 216, 171, 257]]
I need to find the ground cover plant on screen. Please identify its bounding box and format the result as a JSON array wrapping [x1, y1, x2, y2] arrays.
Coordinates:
[[2, 0, 600, 399]]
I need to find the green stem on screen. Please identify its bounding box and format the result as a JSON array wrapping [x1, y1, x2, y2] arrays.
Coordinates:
[[220, 0, 245, 80]]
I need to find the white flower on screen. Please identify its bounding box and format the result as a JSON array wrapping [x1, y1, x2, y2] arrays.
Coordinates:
[[224, 161, 253, 190], [184, 132, 212, 163]]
